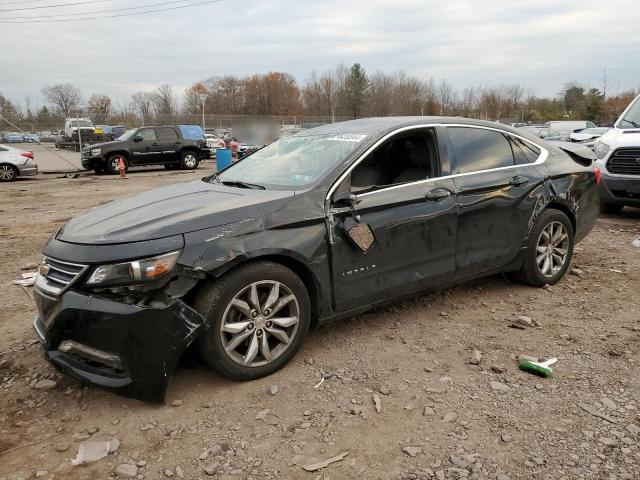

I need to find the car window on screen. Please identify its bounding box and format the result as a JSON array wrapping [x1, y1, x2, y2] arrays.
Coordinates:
[[449, 127, 514, 173], [157, 127, 178, 140], [179, 125, 205, 140], [587, 122, 596, 128], [138, 129, 156, 141], [509, 137, 541, 165], [349, 129, 438, 193]]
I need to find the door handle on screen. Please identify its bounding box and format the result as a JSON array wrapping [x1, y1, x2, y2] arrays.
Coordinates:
[[425, 188, 452, 201], [152, 142, 159, 146], [510, 175, 529, 186], [175, 141, 182, 144]]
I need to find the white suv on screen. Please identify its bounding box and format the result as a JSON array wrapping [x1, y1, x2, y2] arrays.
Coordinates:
[[594, 94, 640, 213]]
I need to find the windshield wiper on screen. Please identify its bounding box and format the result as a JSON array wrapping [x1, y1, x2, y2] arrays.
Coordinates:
[[221, 180, 265, 190], [209, 173, 221, 183], [621, 118, 640, 128]]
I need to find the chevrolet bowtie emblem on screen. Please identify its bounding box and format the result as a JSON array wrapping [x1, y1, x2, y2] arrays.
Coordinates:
[[39, 263, 50, 277]]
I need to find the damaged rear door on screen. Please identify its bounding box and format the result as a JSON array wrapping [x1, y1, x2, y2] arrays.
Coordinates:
[[446, 126, 546, 278]]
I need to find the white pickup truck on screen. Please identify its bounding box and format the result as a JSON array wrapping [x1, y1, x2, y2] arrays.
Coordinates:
[[594, 94, 640, 213]]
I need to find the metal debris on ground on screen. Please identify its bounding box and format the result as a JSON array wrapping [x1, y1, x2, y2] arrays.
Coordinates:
[[12, 272, 37, 287]]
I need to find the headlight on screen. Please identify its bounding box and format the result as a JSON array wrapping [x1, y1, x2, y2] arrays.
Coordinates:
[[90, 148, 101, 156], [594, 141, 610, 159], [86, 251, 180, 287]]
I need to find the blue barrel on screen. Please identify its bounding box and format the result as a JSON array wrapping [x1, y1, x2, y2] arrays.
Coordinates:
[[216, 148, 232, 171]]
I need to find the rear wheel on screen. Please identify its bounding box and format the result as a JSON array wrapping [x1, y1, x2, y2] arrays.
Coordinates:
[[0, 164, 18, 182], [179, 151, 199, 170], [600, 201, 623, 214], [195, 261, 311, 380], [516, 209, 574, 287], [106, 154, 127, 175]]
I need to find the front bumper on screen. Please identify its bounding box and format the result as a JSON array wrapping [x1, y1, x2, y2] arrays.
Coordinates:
[[81, 154, 105, 170], [599, 173, 640, 207], [33, 287, 206, 403]]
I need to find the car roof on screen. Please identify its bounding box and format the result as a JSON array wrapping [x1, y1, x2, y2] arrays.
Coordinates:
[[294, 116, 524, 138]]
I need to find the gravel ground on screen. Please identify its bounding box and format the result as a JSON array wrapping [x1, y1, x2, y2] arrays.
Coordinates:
[[0, 170, 639, 480]]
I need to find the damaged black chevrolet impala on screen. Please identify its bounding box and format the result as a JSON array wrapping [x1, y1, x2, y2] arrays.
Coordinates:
[[33, 117, 600, 402]]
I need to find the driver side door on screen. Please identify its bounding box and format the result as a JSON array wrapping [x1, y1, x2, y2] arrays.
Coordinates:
[[327, 127, 458, 314]]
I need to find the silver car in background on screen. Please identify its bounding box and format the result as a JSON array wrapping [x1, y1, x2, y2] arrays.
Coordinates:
[[0, 144, 38, 182]]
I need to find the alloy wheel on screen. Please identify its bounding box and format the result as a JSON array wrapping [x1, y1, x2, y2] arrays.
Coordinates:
[[220, 280, 300, 367], [536, 221, 569, 277], [0, 165, 16, 181], [183, 154, 197, 168]]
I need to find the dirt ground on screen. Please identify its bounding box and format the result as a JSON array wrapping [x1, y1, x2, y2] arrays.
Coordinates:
[[0, 168, 639, 480]]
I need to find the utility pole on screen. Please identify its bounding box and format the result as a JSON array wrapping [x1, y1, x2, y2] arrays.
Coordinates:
[[201, 97, 205, 132]]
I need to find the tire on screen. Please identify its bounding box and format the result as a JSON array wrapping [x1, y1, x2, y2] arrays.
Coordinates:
[[195, 261, 311, 380], [0, 164, 18, 182], [516, 209, 574, 287], [106, 154, 127, 175], [600, 201, 623, 214], [179, 151, 199, 170]]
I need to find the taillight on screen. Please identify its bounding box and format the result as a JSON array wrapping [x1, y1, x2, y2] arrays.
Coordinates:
[[594, 166, 601, 186], [20, 152, 34, 159]]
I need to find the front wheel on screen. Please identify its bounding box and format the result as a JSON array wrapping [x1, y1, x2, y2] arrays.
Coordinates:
[[195, 261, 311, 380], [0, 164, 18, 182], [179, 151, 199, 170], [516, 209, 574, 287], [106, 154, 128, 175]]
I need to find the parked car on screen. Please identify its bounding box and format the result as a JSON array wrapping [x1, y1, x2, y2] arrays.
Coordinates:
[[38, 131, 56, 142], [205, 134, 226, 157], [64, 118, 95, 142], [544, 121, 597, 140], [81, 124, 210, 174], [519, 126, 563, 141], [2, 132, 24, 143], [95, 125, 127, 142], [23, 133, 40, 143], [593, 93, 640, 213], [33, 117, 599, 402], [0, 144, 38, 181], [569, 127, 608, 151]]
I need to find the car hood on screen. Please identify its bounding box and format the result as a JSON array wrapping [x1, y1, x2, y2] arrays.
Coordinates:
[[600, 127, 640, 147], [57, 180, 294, 245], [83, 140, 126, 151]]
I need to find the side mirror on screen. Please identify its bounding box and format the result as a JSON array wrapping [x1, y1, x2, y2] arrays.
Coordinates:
[[343, 217, 375, 253], [133, 135, 143, 142]]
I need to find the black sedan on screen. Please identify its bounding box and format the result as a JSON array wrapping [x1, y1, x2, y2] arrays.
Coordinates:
[[33, 117, 600, 402]]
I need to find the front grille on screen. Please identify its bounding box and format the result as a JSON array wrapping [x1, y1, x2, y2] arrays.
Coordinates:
[[35, 256, 88, 296], [607, 148, 640, 175]]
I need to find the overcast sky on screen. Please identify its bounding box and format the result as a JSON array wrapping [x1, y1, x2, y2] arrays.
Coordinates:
[[1, 0, 639, 109]]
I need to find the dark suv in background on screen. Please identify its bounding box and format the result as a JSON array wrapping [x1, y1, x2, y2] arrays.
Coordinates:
[[82, 125, 210, 174]]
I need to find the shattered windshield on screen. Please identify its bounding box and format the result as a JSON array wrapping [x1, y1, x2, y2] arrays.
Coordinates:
[[619, 96, 640, 129], [212, 133, 366, 190]]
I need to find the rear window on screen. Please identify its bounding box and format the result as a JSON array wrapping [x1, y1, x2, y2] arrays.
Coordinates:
[[157, 127, 179, 140], [178, 125, 205, 140], [449, 127, 515, 173], [510, 137, 541, 165]]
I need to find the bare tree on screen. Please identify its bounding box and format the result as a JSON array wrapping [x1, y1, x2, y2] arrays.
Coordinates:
[[152, 84, 176, 118], [87, 94, 112, 122], [131, 92, 154, 125], [41, 83, 82, 117], [24, 95, 33, 122]]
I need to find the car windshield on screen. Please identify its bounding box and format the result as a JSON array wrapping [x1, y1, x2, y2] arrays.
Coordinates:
[[117, 129, 138, 141], [72, 120, 93, 128], [618, 96, 640, 129], [212, 133, 366, 190]]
